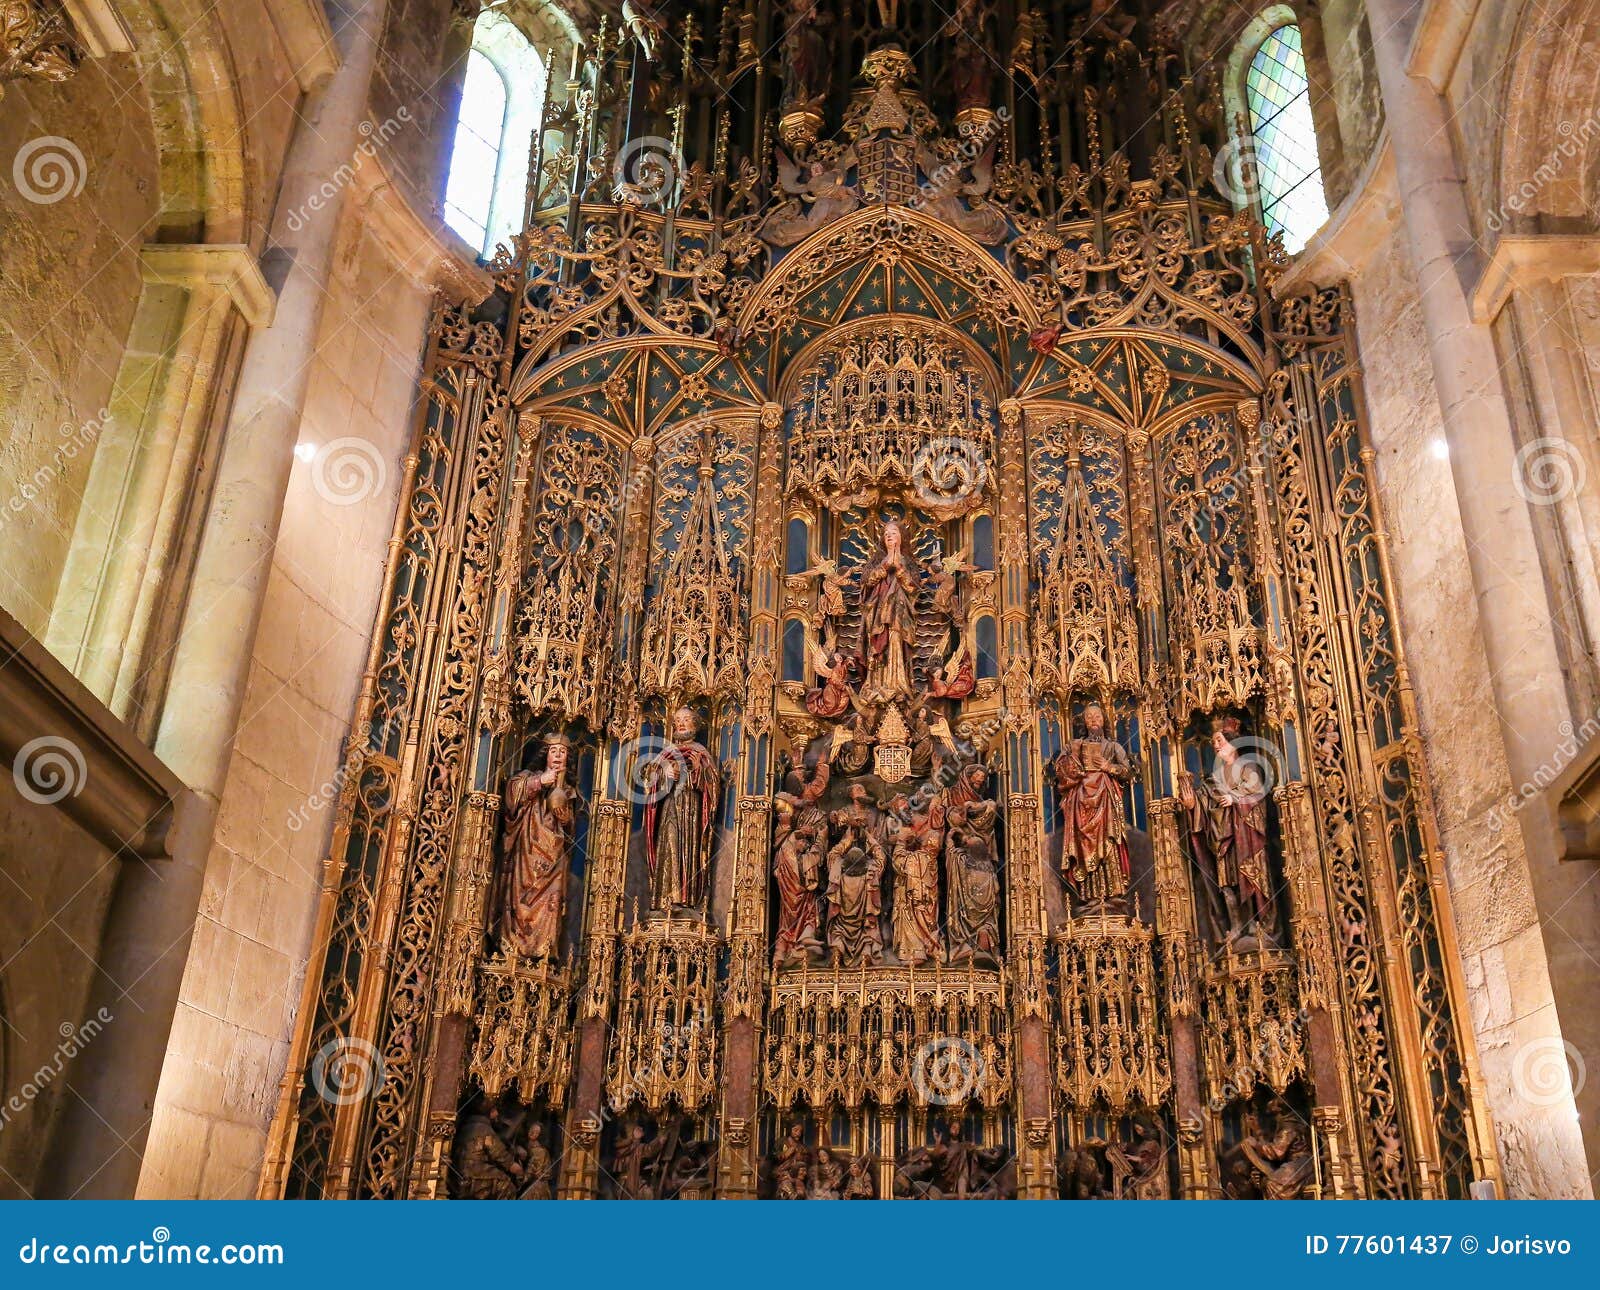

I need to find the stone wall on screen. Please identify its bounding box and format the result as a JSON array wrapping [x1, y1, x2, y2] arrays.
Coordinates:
[[0, 55, 158, 639]]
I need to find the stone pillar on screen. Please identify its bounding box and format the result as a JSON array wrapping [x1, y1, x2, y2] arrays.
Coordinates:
[[1365, 0, 1598, 1186], [43, 1, 388, 1200]]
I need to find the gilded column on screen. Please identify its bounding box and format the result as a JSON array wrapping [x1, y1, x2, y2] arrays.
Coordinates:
[[717, 403, 784, 1197], [996, 399, 1053, 1197]]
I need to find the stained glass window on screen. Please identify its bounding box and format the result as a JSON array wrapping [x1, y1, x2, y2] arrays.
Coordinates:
[[444, 50, 508, 253], [1245, 24, 1329, 253], [444, 14, 545, 257]]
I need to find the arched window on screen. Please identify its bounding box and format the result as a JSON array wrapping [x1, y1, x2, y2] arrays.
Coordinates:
[[1238, 19, 1329, 253], [445, 12, 545, 257]]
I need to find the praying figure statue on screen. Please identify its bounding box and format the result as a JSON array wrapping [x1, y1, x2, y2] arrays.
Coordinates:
[[644, 707, 722, 914], [891, 828, 942, 966], [1052, 703, 1134, 911], [772, 795, 826, 968], [857, 519, 922, 705], [499, 735, 581, 960], [1180, 715, 1276, 949], [941, 764, 1002, 966]]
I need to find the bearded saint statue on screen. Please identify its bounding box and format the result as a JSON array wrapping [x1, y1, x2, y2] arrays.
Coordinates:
[[1052, 703, 1134, 909], [499, 735, 581, 960], [644, 707, 722, 914], [857, 519, 921, 705]]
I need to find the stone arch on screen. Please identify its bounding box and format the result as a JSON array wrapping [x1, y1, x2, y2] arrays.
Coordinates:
[[1497, 0, 1600, 231], [118, 0, 253, 244]]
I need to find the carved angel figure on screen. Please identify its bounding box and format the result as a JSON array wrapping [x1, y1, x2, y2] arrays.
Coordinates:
[[800, 556, 849, 653], [805, 644, 856, 719], [761, 148, 860, 247], [914, 142, 1009, 245], [499, 736, 581, 960]]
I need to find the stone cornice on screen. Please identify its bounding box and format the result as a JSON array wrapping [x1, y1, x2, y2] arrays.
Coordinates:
[[1469, 234, 1600, 323], [350, 151, 495, 305], [0, 607, 189, 860], [1405, 0, 1485, 94], [61, 0, 134, 57], [1549, 732, 1600, 864], [1272, 135, 1396, 297], [264, 0, 341, 94], [140, 244, 278, 329]]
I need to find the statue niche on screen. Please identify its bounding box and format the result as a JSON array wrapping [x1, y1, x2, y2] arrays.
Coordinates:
[[450, 1098, 557, 1200]]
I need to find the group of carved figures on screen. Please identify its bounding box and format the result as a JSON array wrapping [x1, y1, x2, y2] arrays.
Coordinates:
[[451, 1103, 556, 1200], [766, 1119, 1012, 1200], [451, 1099, 1313, 1200], [772, 761, 1001, 969]]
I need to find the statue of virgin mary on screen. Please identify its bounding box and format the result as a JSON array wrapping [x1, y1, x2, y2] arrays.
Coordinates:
[[856, 518, 922, 705]]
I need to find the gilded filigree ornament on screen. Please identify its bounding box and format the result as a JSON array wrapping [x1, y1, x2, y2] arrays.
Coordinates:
[[1, 0, 74, 97], [1053, 911, 1171, 1112], [513, 424, 623, 727], [267, 0, 1496, 1206], [638, 425, 749, 707], [1033, 422, 1140, 705], [605, 919, 721, 1113], [787, 324, 995, 519]]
